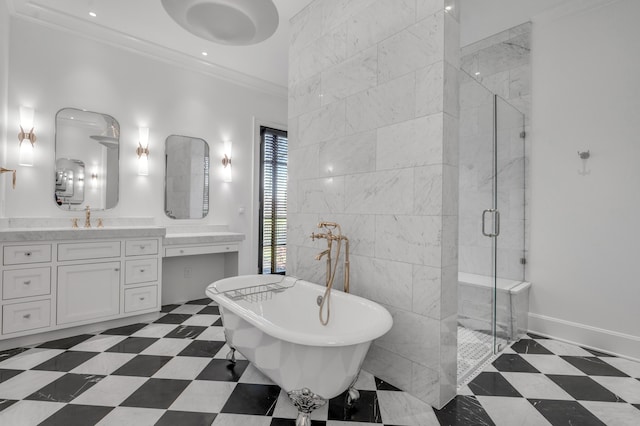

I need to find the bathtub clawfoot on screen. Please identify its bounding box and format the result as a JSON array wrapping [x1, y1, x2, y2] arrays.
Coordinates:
[[346, 371, 360, 406], [226, 347, 236, 364], [288, 388, 327, 426], [347, 387, 360, 406], [223, 329, 236, 364]]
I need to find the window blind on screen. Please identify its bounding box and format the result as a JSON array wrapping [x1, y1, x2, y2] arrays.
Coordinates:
[[259, 127, 288, 274]]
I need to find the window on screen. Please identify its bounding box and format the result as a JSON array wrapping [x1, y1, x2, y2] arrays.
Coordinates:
[[259, 126, 287, 274]]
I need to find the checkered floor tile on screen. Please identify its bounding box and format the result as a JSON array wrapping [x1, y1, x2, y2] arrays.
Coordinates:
[[0, 298, 639, 425]]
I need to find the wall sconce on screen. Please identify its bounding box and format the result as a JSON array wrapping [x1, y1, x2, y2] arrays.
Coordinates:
[[136, 127, 150, 176], [91, 173, 98, 189], [222, 140, 232, 182], [18, 106, 36, 167]]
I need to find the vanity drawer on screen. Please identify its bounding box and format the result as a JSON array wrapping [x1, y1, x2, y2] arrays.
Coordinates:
[[3, 267, 51, 300], [3, 244, 52, 265], [125, 239, 159, 256], [124, 285, 158, 313], [125, 258, 158, 284], [164, 244, 239, 258], [3, 300, 51, 334], [58, 241, 121, 261]]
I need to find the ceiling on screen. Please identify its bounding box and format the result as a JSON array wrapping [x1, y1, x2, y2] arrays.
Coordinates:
[[7, 0, 312, 96], [6, 0, 577, 97]]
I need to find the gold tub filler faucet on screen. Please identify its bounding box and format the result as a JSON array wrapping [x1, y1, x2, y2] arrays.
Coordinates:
[[310, 222, 350, 325]]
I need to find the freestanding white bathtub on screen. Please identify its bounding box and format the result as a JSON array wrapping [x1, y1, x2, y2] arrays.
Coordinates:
[[206, 275, 393, 426]]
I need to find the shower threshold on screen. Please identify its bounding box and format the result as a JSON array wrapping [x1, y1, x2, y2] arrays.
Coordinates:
[[457, 326, 508, 386]]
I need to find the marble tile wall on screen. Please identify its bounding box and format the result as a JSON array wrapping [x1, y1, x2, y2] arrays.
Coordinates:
[[288, 0, 459, 409], [459, 23, 531, 281]]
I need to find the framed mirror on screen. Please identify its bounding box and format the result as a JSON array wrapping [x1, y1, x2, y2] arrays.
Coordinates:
[[165, 135, 210, 219], [55, 108, 119, 210]]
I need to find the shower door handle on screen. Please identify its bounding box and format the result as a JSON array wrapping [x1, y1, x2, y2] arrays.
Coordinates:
[[482, 209, 500, 237]]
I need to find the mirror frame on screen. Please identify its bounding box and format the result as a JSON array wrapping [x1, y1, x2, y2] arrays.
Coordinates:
[[164, 134, 210, 220], [54, 107, 120, 211]]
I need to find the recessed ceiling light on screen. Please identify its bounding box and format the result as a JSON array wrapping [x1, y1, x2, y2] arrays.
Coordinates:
[[445, 6, 453, 11], [475, 71, 481, 76], [201, 51, 208, 56], [89, 12, 97, 17]]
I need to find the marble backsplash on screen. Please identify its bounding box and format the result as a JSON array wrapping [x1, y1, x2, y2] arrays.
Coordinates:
[[0, 217, 156, 229]]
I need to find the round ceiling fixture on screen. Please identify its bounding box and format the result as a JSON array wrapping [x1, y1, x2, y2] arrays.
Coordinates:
[[161, 0, 279, 46]]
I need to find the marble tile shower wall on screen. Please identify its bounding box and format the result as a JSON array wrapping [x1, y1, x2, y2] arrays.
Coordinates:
[[459, 23, 531, 281], [287, 0, 460, 409]]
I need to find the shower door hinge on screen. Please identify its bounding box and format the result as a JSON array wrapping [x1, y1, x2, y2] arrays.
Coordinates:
[[519, 131, 526, 139], [520, 257, 527, 265]]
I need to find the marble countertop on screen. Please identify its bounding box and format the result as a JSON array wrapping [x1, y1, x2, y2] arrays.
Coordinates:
[[0, 221, 245, 245], [163, 231, 245, 246], [0, 226, 166, 242]]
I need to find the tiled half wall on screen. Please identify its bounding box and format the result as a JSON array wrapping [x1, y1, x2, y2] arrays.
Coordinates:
[[287, 0, 460, 409]]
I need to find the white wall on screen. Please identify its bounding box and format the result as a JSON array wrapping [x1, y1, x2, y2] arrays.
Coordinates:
[[0, 0, 9, 211], [3, 17, 287, 275], [529, 0, 640, 358], [459, 0, 568, 46]]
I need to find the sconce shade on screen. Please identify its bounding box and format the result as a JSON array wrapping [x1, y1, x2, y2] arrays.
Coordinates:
[[19, 139, 34, 167], [139, 127, 149, 146], [18, 106, 36, 167], [138, 154, 149, 176], [222, 140, 232, 182], [19, 106, 34, 130], [137, 127, 150, 176]]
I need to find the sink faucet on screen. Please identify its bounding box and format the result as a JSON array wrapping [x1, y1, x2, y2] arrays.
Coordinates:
[[84, 205, 91, 228]]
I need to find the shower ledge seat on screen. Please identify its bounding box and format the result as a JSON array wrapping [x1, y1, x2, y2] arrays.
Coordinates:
[[458, 272, 532, 341]]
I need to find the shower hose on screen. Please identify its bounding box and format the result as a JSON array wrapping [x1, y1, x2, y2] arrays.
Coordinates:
[[319, 227, 342, 326]]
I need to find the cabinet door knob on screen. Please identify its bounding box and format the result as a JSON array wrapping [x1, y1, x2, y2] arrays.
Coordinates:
[[24, 252, 32, 257], [114, 268, 120, 272], [140, 269, 145, 273], [23, 313, 31, 319], [180, 249, 184, 254], [23, 280, 31, 285], [140, 246, 145, 250], [140, 297, 145, 301]]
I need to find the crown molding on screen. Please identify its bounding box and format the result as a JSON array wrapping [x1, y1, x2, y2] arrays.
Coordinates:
[[8, 1, 288, 99], [532, 0, 621, 25]]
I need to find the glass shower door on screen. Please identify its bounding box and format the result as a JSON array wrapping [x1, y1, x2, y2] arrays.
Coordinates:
[[494, 96, 526, 351], [458, 74, 498, 381], [458, 75, 527, 383]]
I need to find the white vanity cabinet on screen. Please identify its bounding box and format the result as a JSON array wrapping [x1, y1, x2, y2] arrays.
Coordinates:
[[0, 228, 164, 343], [1, 243, 54, 335], [57, 261, 121, 325]]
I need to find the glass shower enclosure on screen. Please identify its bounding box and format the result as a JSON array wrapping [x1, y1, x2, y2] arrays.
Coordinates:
[[457, 72, 526, 383]]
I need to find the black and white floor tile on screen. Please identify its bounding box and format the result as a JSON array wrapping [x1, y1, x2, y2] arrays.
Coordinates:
[[0, 298, 639, 425]]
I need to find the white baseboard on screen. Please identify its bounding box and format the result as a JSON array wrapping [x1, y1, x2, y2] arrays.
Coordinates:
[[528, 313, 640, 362]]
